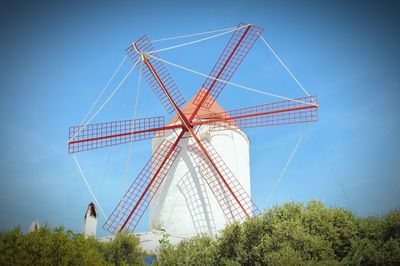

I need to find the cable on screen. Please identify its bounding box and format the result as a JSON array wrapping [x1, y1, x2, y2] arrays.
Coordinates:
[[313, 122, 351, 208], [80, 55, 128, 126], [152, 26, 236, 43], [259, 34, 311, 98], [115, 63, 144, 227], [70, 156, 84, 207], [73, 155, 107, 220], [69, 59, 140, 142], [264, 125, 309, 208], [149, 24, 250, 54], [147, 53, 317, 107], [123, 61, 143, 194]]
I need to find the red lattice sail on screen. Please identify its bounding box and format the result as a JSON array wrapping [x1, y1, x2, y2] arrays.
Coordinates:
[[68, 116, 166, 153], [193, 23, 264, 109], [188, 139, 260, 223], [199, 96, 318, 131], [103, 139, 182, 234], [126, 35, 185, 114]]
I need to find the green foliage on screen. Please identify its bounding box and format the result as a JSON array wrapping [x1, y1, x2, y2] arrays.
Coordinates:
[[1, 202, 399, 265], [343, 209, 400, 265], [156, 233, 218, 266], [103, 231, 144, 266], [0, 227, 144, 266], [155, 201, 400, 266]]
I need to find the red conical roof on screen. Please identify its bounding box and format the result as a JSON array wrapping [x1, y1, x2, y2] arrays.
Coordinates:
[[168, 88, 228, 126]]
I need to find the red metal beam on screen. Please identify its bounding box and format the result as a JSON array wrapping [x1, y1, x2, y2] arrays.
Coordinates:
[[139, 50, 194, 132], [186, 126, 251, 219], [68, 116, 168, 153], [118, 130, 185, 232], [68, 124, 181, 145], [69, 100, 317, 148], [189, 25, 252, 122], [69, 99, 317, 149], [128, 36, 185, 113], [192, 104, 317, 127], [188, 140, 260, 221], [141, 50, 251, 219]]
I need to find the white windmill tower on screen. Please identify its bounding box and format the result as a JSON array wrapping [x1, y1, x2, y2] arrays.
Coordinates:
[[149, 91, 251, 237]]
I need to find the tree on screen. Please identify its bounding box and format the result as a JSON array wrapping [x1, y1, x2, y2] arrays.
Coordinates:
[[1, 201, 399, 265], [156, 234, 218, 266], [0, 227, 23, 265], [0, 226, 109, 266], [209, 201, 398, 265], [103, 231, 145, 266]]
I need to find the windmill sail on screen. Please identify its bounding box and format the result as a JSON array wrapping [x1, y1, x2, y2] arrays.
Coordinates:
[[126, 35, 186, 114], [188, 139, 260, 223], [198, 96, 318, 131], [103, 138, 182, 234], [192, 23, 263, 111], [68, 116, 167, 153]]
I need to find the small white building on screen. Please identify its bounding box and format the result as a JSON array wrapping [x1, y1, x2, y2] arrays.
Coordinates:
[[28, 219, 40, 232], [83, 202, 98, 238]]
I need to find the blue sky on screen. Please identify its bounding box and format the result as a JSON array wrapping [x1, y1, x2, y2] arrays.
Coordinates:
[[0, 0, 399, 236]]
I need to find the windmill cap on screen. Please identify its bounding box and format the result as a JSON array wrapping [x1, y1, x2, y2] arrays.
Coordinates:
[[167, 88, 231, 126]]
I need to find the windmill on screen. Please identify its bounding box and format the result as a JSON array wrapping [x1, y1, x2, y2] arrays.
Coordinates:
[[68, 23, 318, 236]]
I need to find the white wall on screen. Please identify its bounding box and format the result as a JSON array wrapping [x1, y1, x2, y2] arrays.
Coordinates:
[[149, 126, 250, 238]]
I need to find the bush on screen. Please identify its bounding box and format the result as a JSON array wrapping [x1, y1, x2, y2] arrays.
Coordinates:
[[0, 227, 144, 266], [156, 235, 217, 266], [104, 231, 144, 266], [155, 201, 400, 266], [1, 201, 399, 265]]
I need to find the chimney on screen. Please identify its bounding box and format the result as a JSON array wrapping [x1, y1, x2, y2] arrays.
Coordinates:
[[83, 202, 98, 238], [28, 219, 40, 232]]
